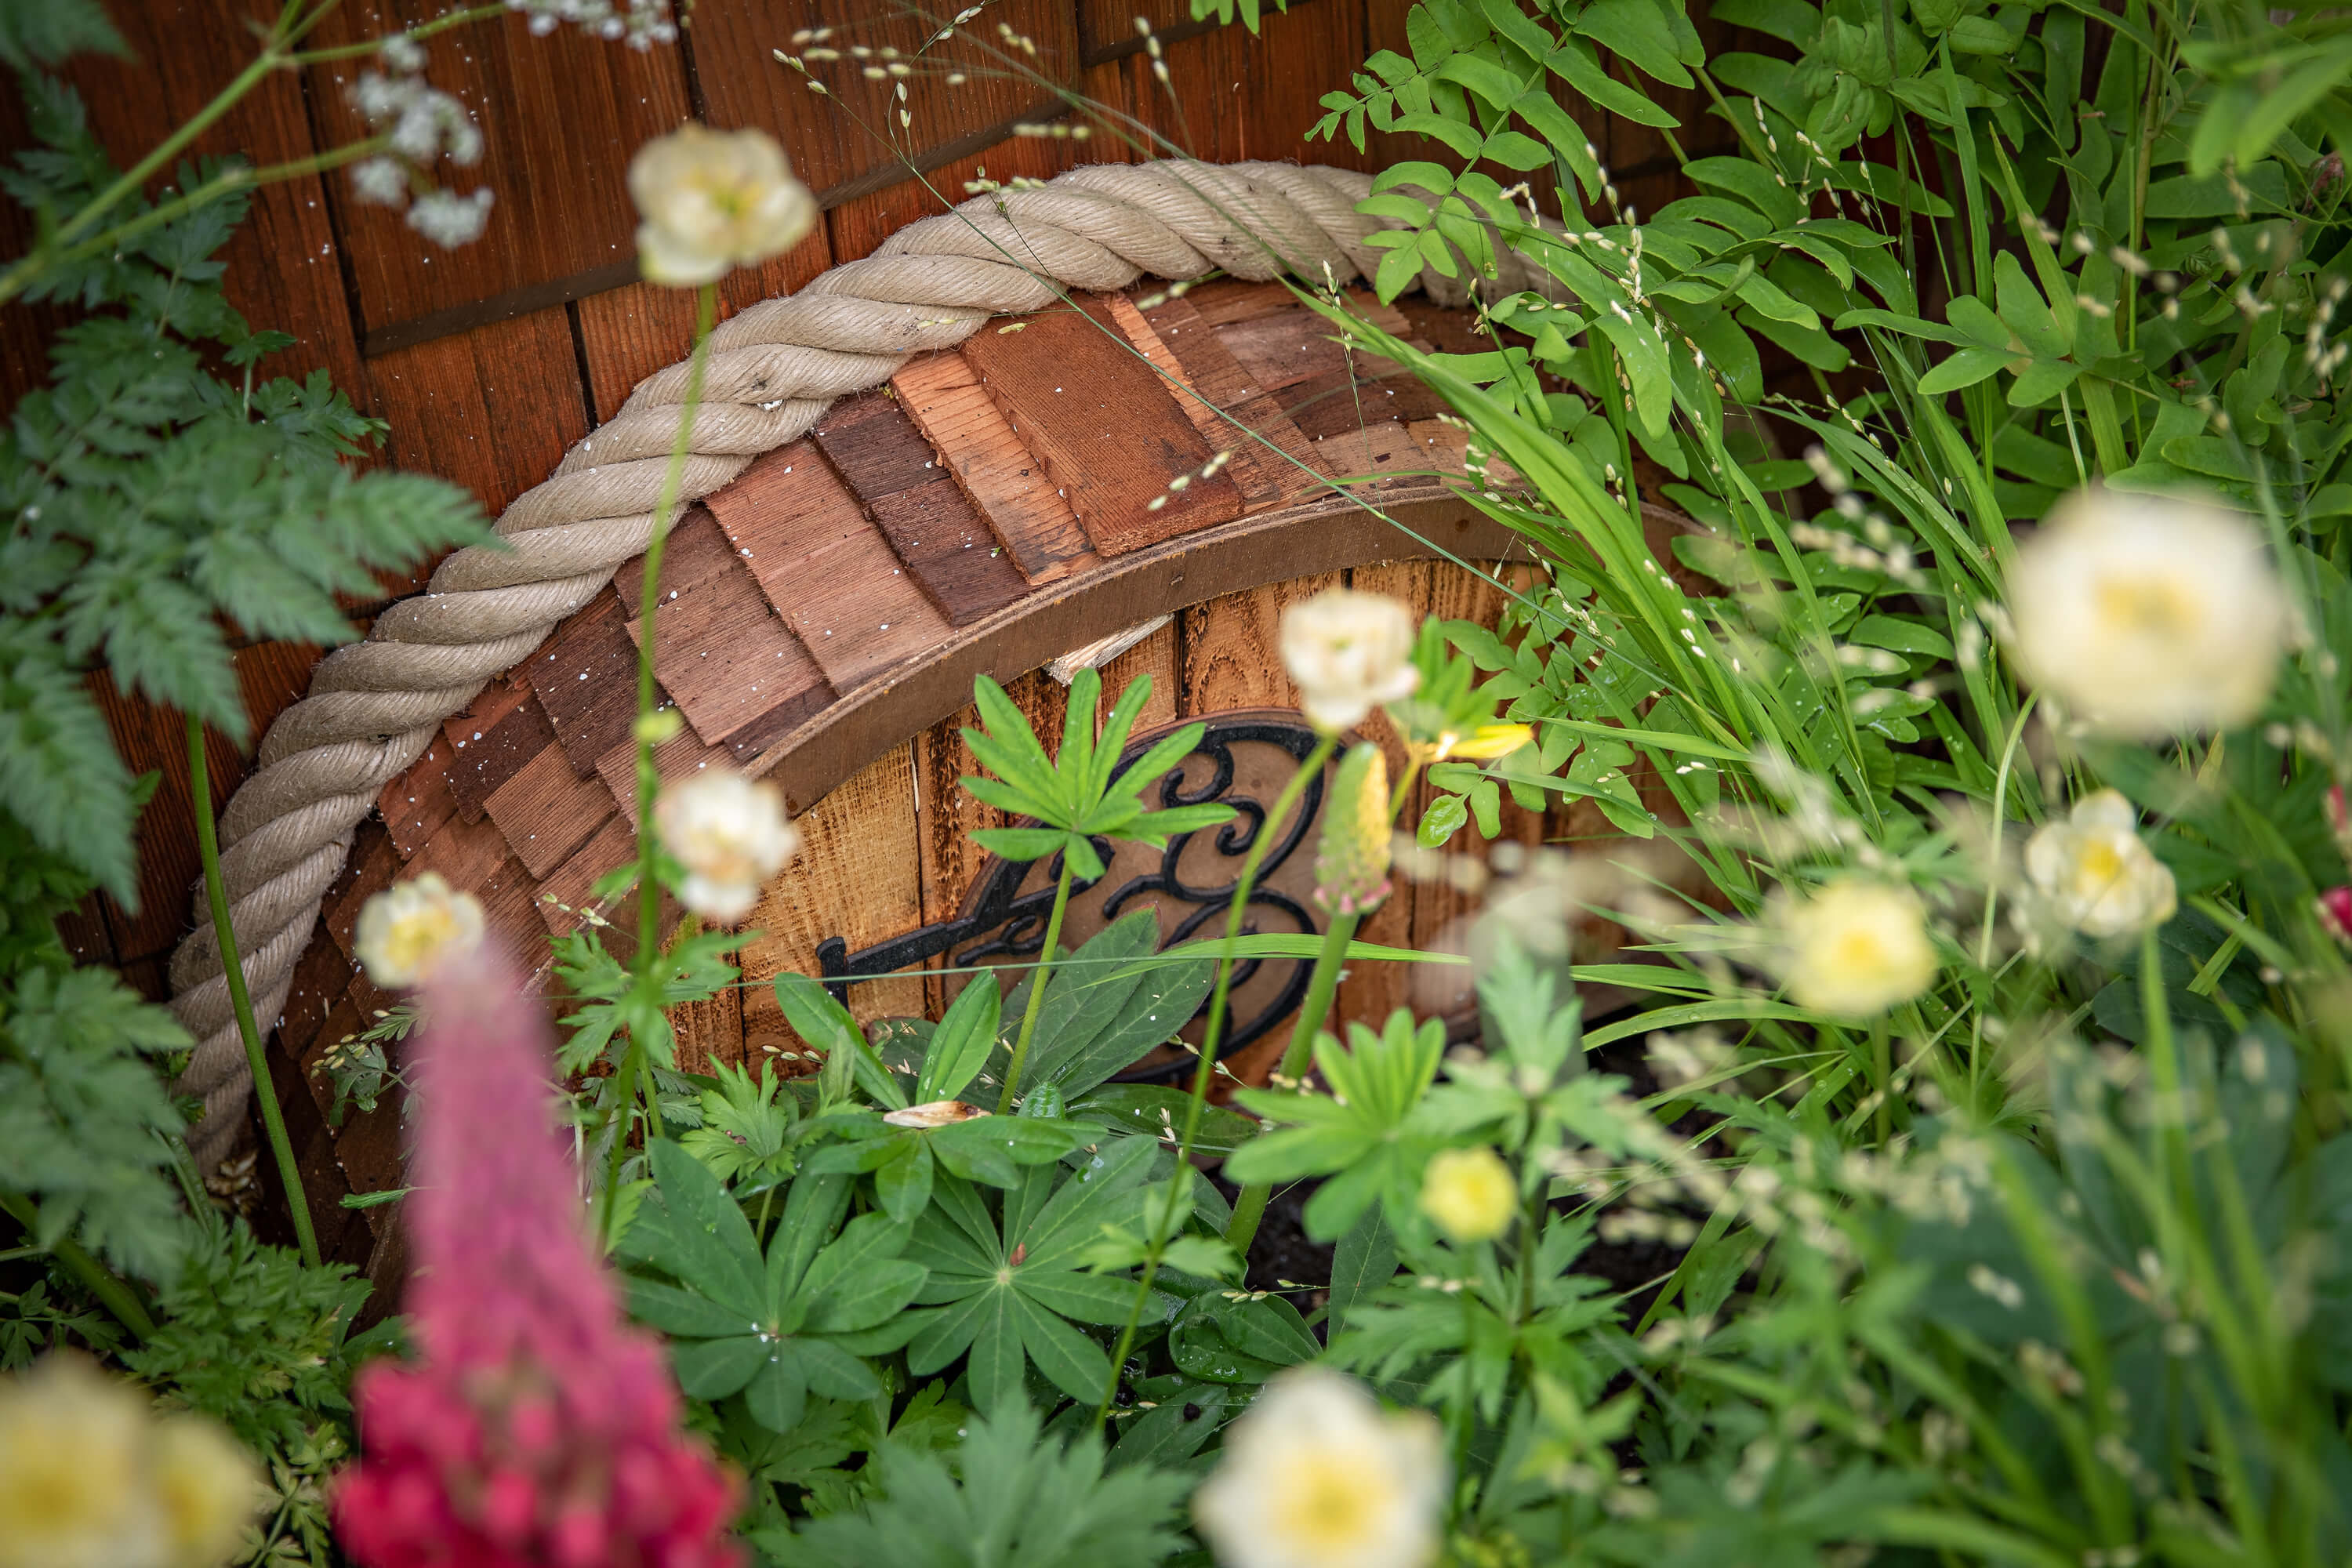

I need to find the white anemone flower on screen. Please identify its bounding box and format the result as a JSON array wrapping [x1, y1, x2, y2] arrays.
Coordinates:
[[2024, 789, 2176, 939], [2007, 487, 2287, 738], [1194, 1367, 1444, 1568], [653, 770, 800, 923], [1278, 588, 1420, 734], [630, 124, 816, 287], [354, 873, 485, 989]]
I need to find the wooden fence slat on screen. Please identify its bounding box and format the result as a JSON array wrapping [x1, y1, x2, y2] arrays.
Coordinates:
[[690, 0, 1078, 218]]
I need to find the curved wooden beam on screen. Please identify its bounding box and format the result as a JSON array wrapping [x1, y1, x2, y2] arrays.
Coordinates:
[[754, 484, 1526, 812]]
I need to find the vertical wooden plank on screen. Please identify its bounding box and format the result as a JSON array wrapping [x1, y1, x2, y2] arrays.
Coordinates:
[[1405, 560, 1546, 1024], [1178, 572, 1342, 717], [739, 746, 926, 1057], [1087, 0, 1372, 169], [692, 0, 1079, 216], [366, 307, 590, 527], [573, 242, 834, 423], [822, 136, 1087, 264], [301, 5, 693, 332]]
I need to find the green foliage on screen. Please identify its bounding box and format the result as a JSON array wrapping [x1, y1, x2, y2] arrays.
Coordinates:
[[777, 1398, 1192, 1568], [960, 668, 1236, 881], [0, 76, 486, 901], [902, 1142, 1174, 1411], [626, 1146, 927, 1433]]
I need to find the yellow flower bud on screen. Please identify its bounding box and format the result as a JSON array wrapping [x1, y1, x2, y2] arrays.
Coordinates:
[[1773, 879, 1938, 1019], [1418, 1145, 1518, 1243], [1433, 722, 1533, 761], [1314, 742, 1392, 918]]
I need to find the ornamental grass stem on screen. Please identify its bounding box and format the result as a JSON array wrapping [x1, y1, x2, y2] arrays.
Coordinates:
[[998, 857, 1076, 1115], [189, 713, 320, 1269], [1222, 909, 1358, 1256], [1094, 732, 1337, 1430], [600, 280, 717, 1247]]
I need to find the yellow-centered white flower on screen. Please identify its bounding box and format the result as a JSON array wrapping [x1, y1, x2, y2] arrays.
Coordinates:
[[0, 1354, 260, 1568], [1279, 588, 1420, 734], [1195, 1367, 1445, 1568], [1774, 879, 1938, 1019], [354, 873, 485, 989], [1419, 1145, 1517, 1243], [654, 769, 800, 923], [2024, 789, 2176, 939], [2007, 487, 2286, 738], [630, 124, 815, 287]]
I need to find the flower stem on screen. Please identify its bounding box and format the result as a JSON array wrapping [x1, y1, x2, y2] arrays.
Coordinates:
[[1221, 908, 1358, 1256], [0, 1191, 154, 1339], [1094, 733, 1337, 1430], [189, 714, 321, 1269], [1870, 1013, 1892, 1147], [998, 857, 1076, 1114], [598, 279, 717, 1244]]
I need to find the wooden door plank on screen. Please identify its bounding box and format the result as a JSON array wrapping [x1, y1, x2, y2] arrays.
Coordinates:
[[443, 687, 553, 823], [1177, 572, 1343, 717], [810, 391, 947, 501], [613, 508, 750, 617], [691, 0, 1078, 235], [961, 294, 1243, 555], [701, 444, 955, 692], [739, 746, 926, 1058], [892, 354, 1096, 583], [377, 735, 460, 860]]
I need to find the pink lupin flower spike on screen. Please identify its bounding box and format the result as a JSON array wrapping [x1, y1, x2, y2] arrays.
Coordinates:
[[332, 942, 742, 1568]]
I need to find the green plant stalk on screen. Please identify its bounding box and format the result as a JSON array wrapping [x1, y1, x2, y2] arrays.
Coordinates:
[[600, 280, 718, 1247], [1221, 908, 1359, 1254], [189, 714, 321, 1269], [1094, 731, 1336, 1429], [1869, 1012, 1892, 1146], [997, 857, 1076, 1114], [0, 1190, 153, 1338]]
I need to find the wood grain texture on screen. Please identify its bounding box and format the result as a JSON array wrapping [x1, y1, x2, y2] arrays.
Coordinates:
[[526, 591, 648, 778], [483, 744, 616, 879], [377, 734, 459, 859], [1178, 572, 1343, 717], [892, 353, 1096, 583], [613, 508, 743, 615], [93, 640, 332, 961], [821, 135, 1086, 267], [866, 480, 1036, 626], [621, 550, 833, 746], [534, 813, 638, 938], [1138, 289, 1323, 505], [702, 444, 954, 692], [574, 245, 833, 423], [365, 307, 589, 570], [443, 688, 554, 823], [691, 0, 1077, 214], [962, 294, 1243, 554], [1084, 0, 1374, 170], [302, 5, 691, 330], [809, 391, 946, 501], [739, 746, 925, 1056]]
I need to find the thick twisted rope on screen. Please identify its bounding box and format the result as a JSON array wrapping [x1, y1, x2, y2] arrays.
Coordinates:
[[166, 157, 1543, 1169]]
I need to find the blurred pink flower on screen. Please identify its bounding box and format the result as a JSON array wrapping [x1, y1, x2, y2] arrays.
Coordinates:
[[332, 945, 741, 1568]]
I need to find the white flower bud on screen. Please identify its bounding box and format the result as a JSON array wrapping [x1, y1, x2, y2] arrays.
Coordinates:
[[355, 873, 485, 988], [653, 769, 800, 923], [1773, 879, 1938, 1019], [628, 124, 816, 288], [1278, 587, 1419, 734]]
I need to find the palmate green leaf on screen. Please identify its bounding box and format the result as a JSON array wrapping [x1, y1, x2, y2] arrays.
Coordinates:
[[786, 1398, 1189, 1568]]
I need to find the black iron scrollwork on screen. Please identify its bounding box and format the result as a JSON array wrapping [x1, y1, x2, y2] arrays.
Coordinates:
[[815, 714, 1325, 1081]]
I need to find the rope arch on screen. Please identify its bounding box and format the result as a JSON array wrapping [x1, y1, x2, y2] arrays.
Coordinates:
[[166, 157, 1536, 1168]]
